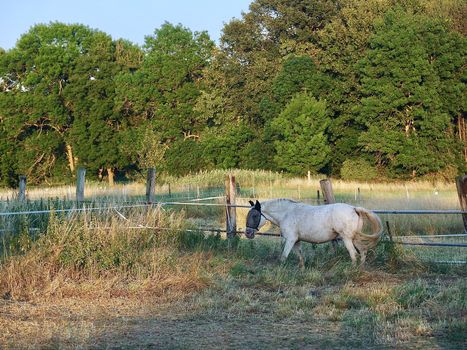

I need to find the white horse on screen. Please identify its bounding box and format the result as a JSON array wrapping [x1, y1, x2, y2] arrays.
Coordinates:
[[245, 199, 383, 268]]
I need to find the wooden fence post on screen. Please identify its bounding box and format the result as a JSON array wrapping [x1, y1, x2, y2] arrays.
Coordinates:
[[319, 179, 335, 204], [456, 175, 467, 233], [320, 178, 338, 249], [18, 176, 26, 201], [146, 168, 156, 204], [225, 174, 237, 238], [76, 168, 86, 203]]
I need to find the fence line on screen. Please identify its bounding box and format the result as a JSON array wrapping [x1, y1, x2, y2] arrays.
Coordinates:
[[395, 233, 467, 238], [391, 241, 467, 247], [3, 173, 466, 264], [1, 200, 467, 217]]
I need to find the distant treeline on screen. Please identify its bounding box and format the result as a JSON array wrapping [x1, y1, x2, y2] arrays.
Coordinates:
[[0, 0, 466, 186]]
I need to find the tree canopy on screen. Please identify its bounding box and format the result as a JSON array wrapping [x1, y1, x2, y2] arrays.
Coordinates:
[[0, 0, 465, 185]]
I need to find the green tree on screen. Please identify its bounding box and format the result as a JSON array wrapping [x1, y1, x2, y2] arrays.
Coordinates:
[[115, 23, 214, 173], [198, 0, 341, 128], [0, 23, 102, 183], [201, 124, 256, 170], [261, 55, 331, 116], [271, 93, 331, 174], [312, 0, 393, 174], [63, 33, 139, 184], [356, 8, 463, 176]]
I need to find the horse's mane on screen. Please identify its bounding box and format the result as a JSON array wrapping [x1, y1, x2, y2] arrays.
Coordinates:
[[263, 198, 298, 211], [275, 198, 298, 203]]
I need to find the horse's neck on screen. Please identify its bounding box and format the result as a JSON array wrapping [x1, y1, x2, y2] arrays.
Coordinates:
[[262, 199, 295, 225]]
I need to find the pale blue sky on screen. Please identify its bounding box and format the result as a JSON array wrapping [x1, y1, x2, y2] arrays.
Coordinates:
[[1, 0, 252, 50]]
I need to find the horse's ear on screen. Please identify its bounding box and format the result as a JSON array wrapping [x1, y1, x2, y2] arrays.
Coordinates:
[[249, 200, 254, 207], [254, 200, 261, 211]]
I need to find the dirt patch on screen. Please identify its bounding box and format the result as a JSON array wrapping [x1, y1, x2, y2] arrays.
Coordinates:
[[1, 297, 342, 349], [1, 284, 461, 350]]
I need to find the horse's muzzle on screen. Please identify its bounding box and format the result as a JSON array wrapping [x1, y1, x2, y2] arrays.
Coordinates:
[[245, 227, 256, 239]]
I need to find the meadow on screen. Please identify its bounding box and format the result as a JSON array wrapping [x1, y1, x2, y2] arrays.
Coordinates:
[[0, 170, 466, 349]]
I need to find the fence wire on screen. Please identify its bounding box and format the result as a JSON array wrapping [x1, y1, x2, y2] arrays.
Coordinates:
[[1, 196, 466, 264]]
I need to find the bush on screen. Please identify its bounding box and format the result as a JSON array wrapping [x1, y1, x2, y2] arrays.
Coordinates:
[[164, 139, 207, 176], [340, 159, 378, 181]]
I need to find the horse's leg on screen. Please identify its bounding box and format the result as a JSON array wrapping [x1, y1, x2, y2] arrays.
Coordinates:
[[293, 241, 305, 269], [353, 240, 367, 266], [281, 235, 286, 248], [342, 237, 358, 266], [331, 239, 338, 253], [280, 238, 296, 264], [360, 249, 367, 265]]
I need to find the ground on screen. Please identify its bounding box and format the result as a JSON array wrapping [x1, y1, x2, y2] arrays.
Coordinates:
[[1, 269, 465, 349]]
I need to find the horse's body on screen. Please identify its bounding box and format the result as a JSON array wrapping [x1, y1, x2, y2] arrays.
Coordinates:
[[245, 199, 383, 267]]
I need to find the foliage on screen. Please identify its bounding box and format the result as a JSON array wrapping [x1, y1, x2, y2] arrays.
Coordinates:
[[164, 138, 207, 176], [355, 8, 465, 177], [0, 1, 465, 185], [271, 93, 331, 174], [201, 123, 257, 169], [340, 159, 378, 181]]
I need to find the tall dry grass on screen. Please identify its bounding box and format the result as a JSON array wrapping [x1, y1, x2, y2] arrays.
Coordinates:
[[1, 169, 458, 202], [0, 207, 231, 301]]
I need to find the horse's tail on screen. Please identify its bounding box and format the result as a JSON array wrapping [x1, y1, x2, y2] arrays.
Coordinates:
[[354, 207, 383, 249]]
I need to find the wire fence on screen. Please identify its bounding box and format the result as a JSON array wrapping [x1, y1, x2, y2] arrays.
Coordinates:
[[1, 194, 466, 264]]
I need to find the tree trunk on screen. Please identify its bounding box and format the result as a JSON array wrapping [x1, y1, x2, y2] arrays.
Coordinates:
[[66, 144, 75, 175], [458, 113, 466, 162], [107, 168, 115, 186]]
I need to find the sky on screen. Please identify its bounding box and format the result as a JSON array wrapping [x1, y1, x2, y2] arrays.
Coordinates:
[[0, 0, 252, 50]]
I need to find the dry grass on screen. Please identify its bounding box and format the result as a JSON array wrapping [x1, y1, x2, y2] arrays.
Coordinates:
[[0, 208, 231, 301], [0, 168, 457, 202], [1, 229, 465, 348], [0, 170, 465, 348]]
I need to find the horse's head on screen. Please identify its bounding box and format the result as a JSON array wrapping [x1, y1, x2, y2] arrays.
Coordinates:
[[245, 200, 264, 239]]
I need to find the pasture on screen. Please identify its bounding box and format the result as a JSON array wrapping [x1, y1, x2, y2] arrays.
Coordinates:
[[0, 171, 466, 349]]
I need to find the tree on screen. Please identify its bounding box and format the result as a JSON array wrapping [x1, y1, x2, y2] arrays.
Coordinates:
[[0, 23, 102, 183], [114, 23, 214, 173], [271, 93, 331, 174], [201, 124, 257, 169], [63, 32, 137, 184], [356, 8, 463, 176], [311, 0, 393, 174], [198, 0, 341, 128]]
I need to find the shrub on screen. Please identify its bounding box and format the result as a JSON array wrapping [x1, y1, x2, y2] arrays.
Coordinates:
[[340, 159, 378, 181]]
